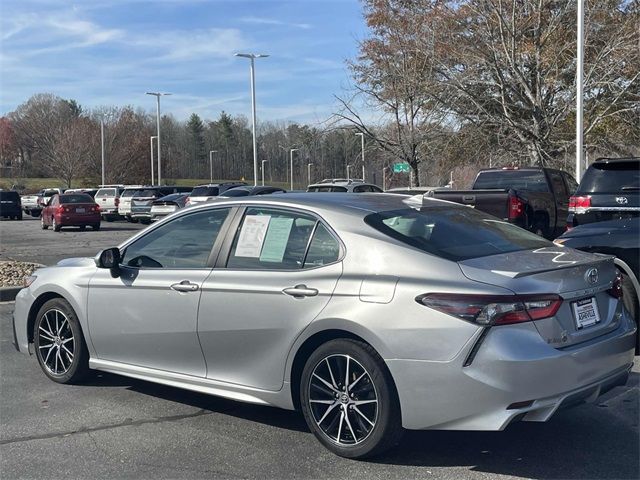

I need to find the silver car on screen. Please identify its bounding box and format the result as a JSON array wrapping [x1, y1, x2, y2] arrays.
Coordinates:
[[12, 194, 636, 458]]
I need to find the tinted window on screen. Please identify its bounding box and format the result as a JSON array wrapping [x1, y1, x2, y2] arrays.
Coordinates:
[[304, 223, 340, 268], [0, 191, 20, 202], [227, 208, 316, 270], [562, 173, 579, 194], [136, 189, 159, 197], [59, 194, 94, 204], [547, 171, 567, 196], [96, 188, 116, 197], [473, 171, 548, 192], [191, 186, 219, 196], [121, 189, 138, 198], [122, 208, 231, 269], [578, 160, 640, 193], [365, 206, 550, 262], [222, 189, 250, 197]]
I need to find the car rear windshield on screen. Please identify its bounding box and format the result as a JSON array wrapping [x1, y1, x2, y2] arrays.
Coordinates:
[[60, 194, 94, 204], [96, 188, 116, 197], [365, 206, 551, 262], [222, 189, 250, 197], [0, 191, 20, 201], [121, 189, 138, 198], [578, 160, 640, 193], [191, 186, 219, 196], [135, 189, 159, 197], [308, 186, 348, 192], [473, 170, 548, 192]]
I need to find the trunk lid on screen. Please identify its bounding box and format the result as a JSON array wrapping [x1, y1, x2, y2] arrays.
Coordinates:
[[458, 246, 621, 348]]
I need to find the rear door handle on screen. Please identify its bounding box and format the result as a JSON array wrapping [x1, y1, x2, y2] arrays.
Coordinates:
[[171, 280, 200, 292], [282, 284, 319, 298]]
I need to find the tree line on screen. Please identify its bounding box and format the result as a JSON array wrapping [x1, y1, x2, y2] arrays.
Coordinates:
[[0, 0, 638, 190]]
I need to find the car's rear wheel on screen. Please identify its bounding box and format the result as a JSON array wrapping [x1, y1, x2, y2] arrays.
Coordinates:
[[92, 224, 100, 231], [300, 339, 403, 459], [34, 298, 90, 384], [105, 216, 114, 222], [41, 216, 48, 230], [53, 218, 61, 232]]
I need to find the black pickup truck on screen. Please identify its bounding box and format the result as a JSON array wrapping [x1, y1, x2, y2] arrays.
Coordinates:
[[567, 157, 640, 228], [429, 167, 578, 239]]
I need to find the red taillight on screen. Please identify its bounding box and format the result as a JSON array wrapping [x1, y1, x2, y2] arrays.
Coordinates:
[[417, 293, 562, 326], [56, 205, 65, 214], [91, 204, 100, 212], [508, 195, 524, 220], [608, 272, 623, 299], [568, 195, 591, 213]]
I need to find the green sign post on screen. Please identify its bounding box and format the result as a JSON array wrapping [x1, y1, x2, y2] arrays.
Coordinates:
[[393, 162, 410, 173]]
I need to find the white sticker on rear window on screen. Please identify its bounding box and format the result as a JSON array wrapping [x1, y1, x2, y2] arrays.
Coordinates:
[[235, 215, 271, 257]]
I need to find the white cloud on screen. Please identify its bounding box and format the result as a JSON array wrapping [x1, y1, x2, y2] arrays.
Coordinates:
[[240, 16, 311, 30]]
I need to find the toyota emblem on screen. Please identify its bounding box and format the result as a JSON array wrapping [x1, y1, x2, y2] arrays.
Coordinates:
[[615, 197, 628, 205], [585, 268, 599, 285]]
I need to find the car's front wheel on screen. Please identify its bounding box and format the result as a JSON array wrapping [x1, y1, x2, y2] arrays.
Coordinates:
[[300, 339, 403, 459], [34, 298, 90, 384], [41, 216, 48, 230]]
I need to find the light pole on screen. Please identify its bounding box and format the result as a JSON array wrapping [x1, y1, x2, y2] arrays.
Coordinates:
[[100, 118, 105, 185], [209, 150, 217, 183], [575, 0, 584, 181], [146, 92, 171, 185], [290, 148, 299, 190], [307, 162, 313, 186], [347, 164, 353, 180], [150, 136, 158, 185], [382, 165, 388, 191], [355, 132, 365, 181], [261, 160, 269, 186], [235, 53, 269, 186]]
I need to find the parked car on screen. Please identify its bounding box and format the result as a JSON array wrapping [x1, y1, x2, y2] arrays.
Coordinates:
[[118, 187, 143, 221], [429, 167, 578, 239], [0, 190, 22, 220], [307, 180, 383, 192], [13, 194, 635, 459], [130, 186, 192, 224], [40, 193, 101, 232], [64, 188, 99, 198], [22, 188, 64, 217], [186, 183, 247, 206], [567, 157, 639, 229], [385, 187, 449, 195], [94, 186, 125, 222], [150, 193, 190, 222], [555, 217, 640, 351], [214, 185, 286, 198]]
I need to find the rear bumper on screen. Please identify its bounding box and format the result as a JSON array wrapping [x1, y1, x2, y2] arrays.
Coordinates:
[[55, 213, 101, 225], [386, 311, 636, 430]]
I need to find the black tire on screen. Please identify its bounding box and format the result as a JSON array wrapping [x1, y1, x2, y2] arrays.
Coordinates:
[[300, 339, 403, 459], [79, 225, 86, 231], [620, 272, 639, 353], [105, 216, 114, 222], [532, 216, 550, 239], [129, 216, 138, 224], [40, 216, 48, 230], [17, 213, 22, 220], [92, 224, 100, 231], [53, 218, 61, 232], [140, 218, 151, 225], [34, 298, 91, 384]]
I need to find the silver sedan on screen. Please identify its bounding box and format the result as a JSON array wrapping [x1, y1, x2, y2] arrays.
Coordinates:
[[12, 194, 637, 458]]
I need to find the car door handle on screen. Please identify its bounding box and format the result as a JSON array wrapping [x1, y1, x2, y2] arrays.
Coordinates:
[[282, 285, 319, 298], [171, 280, 200, 292]]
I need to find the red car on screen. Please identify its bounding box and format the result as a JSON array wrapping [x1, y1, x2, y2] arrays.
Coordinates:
[[41, 193, 101, 232]]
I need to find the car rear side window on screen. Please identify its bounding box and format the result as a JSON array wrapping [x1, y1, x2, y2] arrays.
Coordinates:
[[227, 208, 319, 270], [365, 206, 550, 262], [122, 208, 231, 269], [578, 160, 640, 193], [121, 189, 137, 198], [191, 186, 219, 196], [473, 171, 548, 192], [304, 223, 340, 268]]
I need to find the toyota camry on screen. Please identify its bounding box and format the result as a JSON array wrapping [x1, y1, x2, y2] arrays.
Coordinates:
[[12, 194, 636, 458]]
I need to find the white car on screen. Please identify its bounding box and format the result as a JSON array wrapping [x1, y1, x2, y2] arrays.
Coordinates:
[[186, 183, 247, 206], [94, 186, 125, 221]]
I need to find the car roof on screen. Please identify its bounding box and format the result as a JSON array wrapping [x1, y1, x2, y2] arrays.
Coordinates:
[[593, 157, 640, 164], [187, 192, 446, 215]]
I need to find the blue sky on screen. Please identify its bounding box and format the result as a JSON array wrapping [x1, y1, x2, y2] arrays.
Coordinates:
[[0, 0, 367, 123]]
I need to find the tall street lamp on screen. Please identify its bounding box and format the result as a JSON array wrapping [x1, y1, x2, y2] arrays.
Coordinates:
[[355, 132, 365, 181], [307, 162, 313, 186], [100, 117, 106, 185], [209, 150, 217, 183], [261, 159, 269, 186], [146, 92, 171, 185], [235, 53, 269, 186], [575, 0, 585, 181], [289, 148, 299, 190], [347, 164, 353, 180], [150, 136, 158, 185]]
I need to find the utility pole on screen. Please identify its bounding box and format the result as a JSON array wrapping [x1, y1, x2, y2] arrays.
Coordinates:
[[576, 0, 585, 181], [150, 136, 157, 185], [100, 118, 105, 185], [261, 159, 268, 186], [355, 132, 365, 181], [307, 162, 313, 186], [146, 92, 171, 185], [290, 148, 299, 190]]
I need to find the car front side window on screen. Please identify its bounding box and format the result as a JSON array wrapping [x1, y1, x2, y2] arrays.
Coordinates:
[[122, 208, 231, 269]]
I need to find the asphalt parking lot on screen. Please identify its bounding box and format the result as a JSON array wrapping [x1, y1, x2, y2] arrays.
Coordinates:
[[0, 216, 146, 266], [0, 302, 638, 479]]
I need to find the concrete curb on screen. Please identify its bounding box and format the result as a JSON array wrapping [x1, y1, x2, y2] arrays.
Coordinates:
[[0, 287, 21, 302]]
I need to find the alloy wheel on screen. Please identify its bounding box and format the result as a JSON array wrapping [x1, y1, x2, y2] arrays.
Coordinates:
[[37, 309, 75, 375], [308, 354, 378, 445]]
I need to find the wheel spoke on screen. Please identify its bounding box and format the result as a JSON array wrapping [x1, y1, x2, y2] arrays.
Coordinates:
[[309, 399, 334, 405], [344, 409, 358, 443], [54, 349, 59, 373], [325, 358, 338, 389], [44, 313, 55, 337], [61, 345, 74, 358], [39, 343, 54, 349], [353, 405, 375, 427], [353, 399, 377, 406], [348, 372, 366, 392], [344, 356, 350, 389], [61, 337, 74, 345], [313, 373, 339, 393], [336, 410, 345, 444], [38, 328, 55, 341], [44, 345, 55, 364], [317, 402, 339, 425]]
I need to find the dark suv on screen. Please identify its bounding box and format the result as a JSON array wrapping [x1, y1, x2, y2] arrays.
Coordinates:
[[0, 191, 22, 220], [567, 157, 640, 228]]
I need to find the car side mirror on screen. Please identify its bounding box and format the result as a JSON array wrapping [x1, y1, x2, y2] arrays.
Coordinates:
[[95, 247, 122, 278]]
